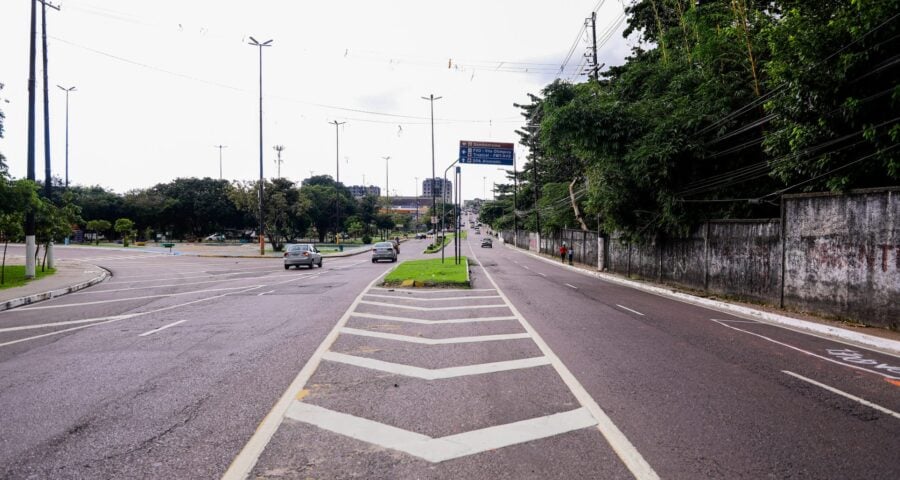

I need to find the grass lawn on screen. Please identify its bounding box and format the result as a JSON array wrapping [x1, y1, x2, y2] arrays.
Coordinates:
[[0, 265, 56, 290], [383, 257, 469, 287], [423, 230, 467, 254]]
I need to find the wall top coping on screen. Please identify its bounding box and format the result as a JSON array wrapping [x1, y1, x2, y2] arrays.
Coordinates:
[[783, 186, 900, 199]]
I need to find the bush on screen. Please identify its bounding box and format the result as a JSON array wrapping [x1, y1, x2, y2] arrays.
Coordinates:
[[362, 235, 372, 244]]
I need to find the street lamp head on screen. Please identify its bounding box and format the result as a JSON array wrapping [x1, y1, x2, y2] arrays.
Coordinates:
[[248, 37, 273, 47], [57, 85, 75, 92]]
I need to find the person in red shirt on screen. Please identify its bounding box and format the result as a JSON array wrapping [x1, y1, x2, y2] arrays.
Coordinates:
[[559, 242, 568, 263]]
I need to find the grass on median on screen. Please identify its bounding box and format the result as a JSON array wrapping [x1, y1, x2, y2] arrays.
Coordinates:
[[423, 230, 468, 254], [0, 265, 56, 290], [383, 257, 469, 288]]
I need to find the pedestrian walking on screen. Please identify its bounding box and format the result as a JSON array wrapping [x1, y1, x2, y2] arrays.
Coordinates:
[[568, 248, 574, 265], [559, 242, 568, 263]]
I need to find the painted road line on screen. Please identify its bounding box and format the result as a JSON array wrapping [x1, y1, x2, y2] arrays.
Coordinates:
[[616, 305, 645, 316], [0, 314, 137, 333], [70, 272, 303, 295], [538, 272, 547, 277], [257, 290, 276, 297], [712, 320, 900, 380], [221, 268, 396, 480], [11, 285, 255, 311], [321, 351, 551, 380], [523, 265, 530, 270], [467, 238, 660, 480], [138, 319, 188, 337], [339, 327, 530, 345], [782, 370, 900, 420], [712, 318, 759, 324], [564, 283, 578, 290], [349, 312, 518, 325], [369, 287, 496, 294], [0, 285, 263, 348], [363, 293, 502, 302], [358, 300, 507, 311], [286, 402, 597, 463]]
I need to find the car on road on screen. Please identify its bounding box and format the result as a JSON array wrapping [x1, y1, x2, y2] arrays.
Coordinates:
[[372, 242, 398, 262], [481, 238, 493, 248], [415, 233, 427, 239], [283, 243, 323, 269]]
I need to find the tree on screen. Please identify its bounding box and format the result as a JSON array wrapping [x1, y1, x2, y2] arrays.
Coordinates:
[[85, 219, 112, 245], [228, 178, 310, 251], [114, 218, 135, 247]]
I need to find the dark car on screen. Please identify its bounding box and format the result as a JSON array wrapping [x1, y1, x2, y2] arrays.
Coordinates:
[[481, 238, 493, 248], [372, 242, 398, 262]]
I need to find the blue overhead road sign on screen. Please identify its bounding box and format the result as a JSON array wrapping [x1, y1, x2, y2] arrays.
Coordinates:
[[459, 141, 514, 165]]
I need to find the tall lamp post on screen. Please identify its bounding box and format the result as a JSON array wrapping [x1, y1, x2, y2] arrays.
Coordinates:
[[414, 176, 419, 232], [421, 94, 441, 231], [329, 120, 346, 242], [248, 36, 272, 255], [383, 156, 391, 211], [213, 144, 227, 180], [57, 85, 75, 188], [25, 0, 38, 278]]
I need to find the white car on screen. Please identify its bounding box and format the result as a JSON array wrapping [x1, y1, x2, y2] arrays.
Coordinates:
[[283, 243, 323, 269]]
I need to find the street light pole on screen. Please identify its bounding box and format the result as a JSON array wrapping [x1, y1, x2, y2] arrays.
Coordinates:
[[273, 144, 285, 178], [329, 121, 346, 182], [421, 94, 442, 231], [25, 0, 38, 278], [414, 176, 419, 232], [383, 156, 391, 212], [57, 85, 75, 188], [248, 36, 273, 256], [213, 144, 227, 180]]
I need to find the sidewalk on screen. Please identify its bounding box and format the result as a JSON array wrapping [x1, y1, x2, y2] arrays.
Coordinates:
[[499, 240, 900, 355], [0, 260, 108, 312]]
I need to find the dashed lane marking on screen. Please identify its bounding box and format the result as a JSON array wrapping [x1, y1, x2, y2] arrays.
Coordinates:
[[11, 285, 257, 311], [358, 300, 507, 311], [712, 320, 900, 380], [616, 305, 645, 316], [138, 319, 187, 337], [339, 327, 531, 345], [782, 370, 900, 420], [349, 312, 518, 325], [564, 283, 578, 290], [285, 402, 597, 463], [321, 351, 551, 380], [257, 290, 276, 297], [538, 272, 547, 277]]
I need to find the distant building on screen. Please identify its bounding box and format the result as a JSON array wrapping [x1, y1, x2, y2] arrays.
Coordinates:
[[422, 177, 452, 202], [348, 185, 381, 198]]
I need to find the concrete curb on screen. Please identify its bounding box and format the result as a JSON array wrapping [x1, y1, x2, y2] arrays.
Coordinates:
[[504, 243, 900, 355], [0, 266, 110, 312], [465, 257, 471, 286]]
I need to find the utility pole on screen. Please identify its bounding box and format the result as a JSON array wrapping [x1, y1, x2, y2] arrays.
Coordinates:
[[248, 36, 273, 256], [421, 94, 442, 231], [25, 0, 38, 278], [213, 144, 227, 180], [589, 11, 599, 81], [383, 156, 391, 212], [329, 120, 346, 182], [41, 1, 59, 200], [273, 144, 285, 178], [58, 85, 75, 187]]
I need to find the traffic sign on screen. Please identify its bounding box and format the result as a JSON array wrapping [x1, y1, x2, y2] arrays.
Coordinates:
[[459, 141, 514, 165]]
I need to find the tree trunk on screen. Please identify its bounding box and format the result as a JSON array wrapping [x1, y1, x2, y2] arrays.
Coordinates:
[[569, 177, 589, 231], [1, 239, 7, 284], [42, 242, 48, 271], [35, 243, 41, 271]]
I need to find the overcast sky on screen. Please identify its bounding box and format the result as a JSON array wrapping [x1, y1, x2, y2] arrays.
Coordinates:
[[1, 0, 632, 201]]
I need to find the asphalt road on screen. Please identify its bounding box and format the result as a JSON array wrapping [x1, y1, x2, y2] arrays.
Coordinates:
[[1, 238, 898, 479]]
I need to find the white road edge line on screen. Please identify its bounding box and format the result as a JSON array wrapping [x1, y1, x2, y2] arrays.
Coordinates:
[[467, 238, 659, 480], [782, 370, 900, 420], [257, 290, 276, 297], [712, 320, 900, 380], [286, 402, 597, 463], [340, 327, 531, 345], [564, 283, 578, 290], [538, 272, 547, 277], [138, 319, 188, 337], [616, 305, 645, 316], [349, 312, 518, 325], [13, 285, 254, 311], [221, 265, 396, 480], [322, 351, 550, 379]]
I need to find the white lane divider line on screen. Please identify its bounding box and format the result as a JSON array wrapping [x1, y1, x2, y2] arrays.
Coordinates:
[[538, 272, 547, 277], [363, 293, 502, 302], [138, 320, 188, 337], [466, 240, 660, 480], [782, 370, 900, 420], [0, 314, 137, 333], [564, 283, 578, 290], [349, 312, 518, 325], [340, 327, 530, 345], [257, 290, 276, 297], [523, 265, 530, 270], [616, 305, 645, 316], [712, 320, 900, 380], [322, 351, 550, 380], [358, 300, 507, 311], [13, 285, 254, 311], [286, 402, 598, 463]]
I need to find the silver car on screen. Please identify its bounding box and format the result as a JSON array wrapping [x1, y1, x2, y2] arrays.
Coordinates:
[[372, 242, 398, 263], [284, 243, 323, 269]]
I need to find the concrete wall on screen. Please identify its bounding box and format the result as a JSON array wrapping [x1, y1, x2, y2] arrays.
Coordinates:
[[499, 187, 899, 329], [783, 189, 899, 329]]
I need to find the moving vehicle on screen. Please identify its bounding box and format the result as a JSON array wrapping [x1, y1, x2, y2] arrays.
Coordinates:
[[372, 242, 398, 262], [283, 243, 323, 269], [481, 238, 493, 248], [415, 233, 427, 239]]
